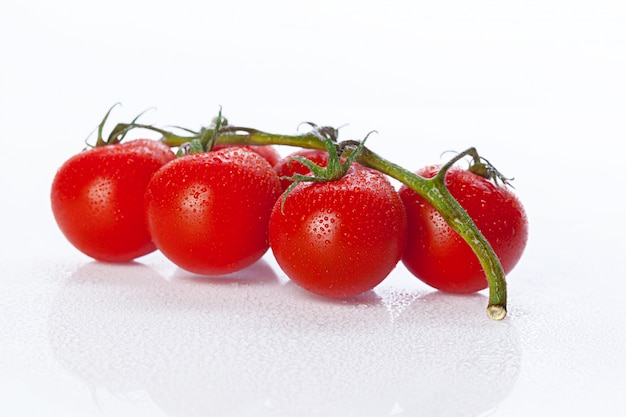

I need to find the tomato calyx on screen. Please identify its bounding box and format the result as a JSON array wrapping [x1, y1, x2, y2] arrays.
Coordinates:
[[171, 108, 230, 157], [278, 132, 372, 214], [91, 103, 154, 148], [442, 148, 514, 189]]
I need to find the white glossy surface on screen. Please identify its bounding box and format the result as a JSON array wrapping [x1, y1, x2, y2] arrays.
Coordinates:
[[2, 1, 626, 415]]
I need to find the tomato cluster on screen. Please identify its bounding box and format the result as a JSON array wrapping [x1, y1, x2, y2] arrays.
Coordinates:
[[51, 127, 528, 300]]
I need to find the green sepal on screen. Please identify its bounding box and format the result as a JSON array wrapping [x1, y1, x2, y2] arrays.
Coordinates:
[[200, 106, 226, 151], [279, 134, 370, 214], [94, 103, 121, 147], [188, 139, 205, 155]]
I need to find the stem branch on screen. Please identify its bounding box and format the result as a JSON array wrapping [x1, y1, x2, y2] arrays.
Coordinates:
[[354, 147, 507, 320]]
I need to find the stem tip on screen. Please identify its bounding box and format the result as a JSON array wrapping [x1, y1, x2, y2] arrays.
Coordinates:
[[487, 305, 507, 321]]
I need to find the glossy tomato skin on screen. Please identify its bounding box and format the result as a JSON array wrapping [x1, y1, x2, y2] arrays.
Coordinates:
[[269, 166, 408, 298], [212, 144, 281, 167], [145, 147, 282, 275], [50, 139, 176, 262], [399, 165, 528, 293]]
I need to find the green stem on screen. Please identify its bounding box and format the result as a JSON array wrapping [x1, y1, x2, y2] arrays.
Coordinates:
[[354, 147, 507, 320], [217, 129, 329, 151], [122, 123, 508, 320]]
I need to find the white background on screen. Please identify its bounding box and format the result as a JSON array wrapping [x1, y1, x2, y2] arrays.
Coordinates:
[[1, 1, 625, 416]]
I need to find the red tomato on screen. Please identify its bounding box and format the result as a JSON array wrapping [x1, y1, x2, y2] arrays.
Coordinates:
[[212, 144, 281, 167], [399, 165, 528, 293], [273, 149, 332, 191], [145, 147, 282, 275], [50, 139, 175, 262], [269, 166, 408, 298]]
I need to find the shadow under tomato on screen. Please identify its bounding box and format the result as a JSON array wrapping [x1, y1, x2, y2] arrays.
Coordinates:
[[171, 258, 281, 286], [47, 259, 521, 417], [280, 278, 384, 306]]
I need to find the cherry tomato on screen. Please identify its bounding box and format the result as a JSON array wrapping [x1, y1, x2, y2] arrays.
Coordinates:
[[145, 147, 282, 275], [212, 144, 281, 167], [269, 166, 408, 298], [50, 139, 175, 262], [399, 165, 528, 293]]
